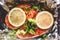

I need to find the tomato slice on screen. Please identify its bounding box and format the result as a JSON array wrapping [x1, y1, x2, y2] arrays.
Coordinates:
[[5, 15, 16, 29], [26, 9, 37, 19]]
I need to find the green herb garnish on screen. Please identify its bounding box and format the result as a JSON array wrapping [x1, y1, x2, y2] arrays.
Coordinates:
[[28, 19, 37, 24], [31, 5, 39, 11], [24, 19, 36, 35], [29, 29, 35, 34]]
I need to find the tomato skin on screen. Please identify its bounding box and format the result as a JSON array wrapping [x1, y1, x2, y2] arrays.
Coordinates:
[[26, 9, 37, 19]]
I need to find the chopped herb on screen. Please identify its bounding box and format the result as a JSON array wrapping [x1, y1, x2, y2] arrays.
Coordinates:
[[29, 29, 35, 34], [16, 30, 26, 35], [24, 23, 29, 35], [28, 19, 37, 24], [23, 20, 36, 35], [31, 5, 39, 11]]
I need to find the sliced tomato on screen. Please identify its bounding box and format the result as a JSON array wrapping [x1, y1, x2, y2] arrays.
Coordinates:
[[26, 9, 37, 19], [5, 15, 16, 29]]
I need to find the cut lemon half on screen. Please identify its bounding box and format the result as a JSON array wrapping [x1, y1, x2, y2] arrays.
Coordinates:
[[36, 11, 54, 29], [8, 8, 26, 27]]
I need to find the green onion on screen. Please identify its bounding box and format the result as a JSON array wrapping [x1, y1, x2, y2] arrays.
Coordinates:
[[28, 19, 37, 24], [23, 20, 36, 35], [29, 29, 35, 34], [31, 5, 39, 11]]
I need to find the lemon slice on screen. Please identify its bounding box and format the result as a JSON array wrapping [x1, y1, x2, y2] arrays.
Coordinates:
[[36, 11, 54, 29], [8, 8, 26, 27]]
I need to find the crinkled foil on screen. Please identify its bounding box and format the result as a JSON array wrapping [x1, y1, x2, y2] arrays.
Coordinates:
[[0, 0, 59, 40]]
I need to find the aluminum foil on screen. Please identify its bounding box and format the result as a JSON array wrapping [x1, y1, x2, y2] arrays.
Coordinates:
[[0, 0, 59, 40]]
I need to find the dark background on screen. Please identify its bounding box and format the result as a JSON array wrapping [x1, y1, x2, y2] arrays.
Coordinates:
[[0, 5, 7, 30]]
